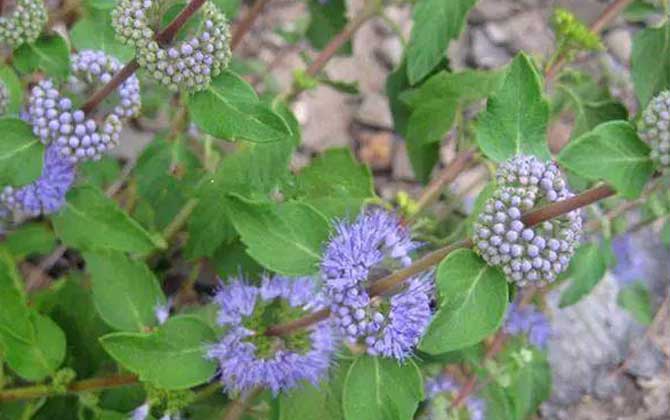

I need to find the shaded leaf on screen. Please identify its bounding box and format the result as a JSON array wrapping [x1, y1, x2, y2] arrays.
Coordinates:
[[0, 118, 44, 186], [559, 243, 607, 307]]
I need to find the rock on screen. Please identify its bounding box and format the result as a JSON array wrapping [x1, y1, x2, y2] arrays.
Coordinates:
[[299, 87, 353, 152], [357, 130, 393, 171], [470, 28, 512, 68], [605, 28, 632, 63], [469, 0, 518, 23], [486, 10, 554, 55], [355, 93, 393, 129], [392, 140, 414, 180]]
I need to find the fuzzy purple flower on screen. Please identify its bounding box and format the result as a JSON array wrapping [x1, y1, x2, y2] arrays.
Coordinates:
[[207, 275, 336, 395], [321, 208, 432, 360], [131, 403, 150, 420], [0, 144, 76, 217], [611, 234, 647, 285], [503, 301, 551, 348], [423, 373, 486, 420]]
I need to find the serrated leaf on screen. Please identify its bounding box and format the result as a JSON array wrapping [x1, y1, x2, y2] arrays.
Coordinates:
[[420, 249, 509, 354], [406, 0, 476, 84], [306, 0, 350, 54], [617, 281, 653, 325], [0, 66, 23, 115], [559, 243, 607, 307], [1, 312, 66, 381], [186, 139, 295, 258], [85, 251, 166, 332], [14, 34, 70, 79], [476, 53, 550, 162], [293, 148, 375, 219], [187, 70, 292, 143], [227, 195, 331, 275], [632, 21, 670, 106], [5, 222, 56, 259], [557, 121, 654, 199], [71, 15, 135, 62], [0, 118, 44, 186], [0, 248, 33, 343], [99, 316, 217, 390], [52, 185, 166, 254]]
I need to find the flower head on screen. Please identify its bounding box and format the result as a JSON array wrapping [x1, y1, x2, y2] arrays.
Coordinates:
[[0, 80, 9, 116], [503, 301, 551, 348], [639, 90, 670, 170], [207, 275, 336, 395], [0, 0, 47, 48], [1, 144, 76, 217], [322, 208, 432, 360], [611, 234, 648, 285]]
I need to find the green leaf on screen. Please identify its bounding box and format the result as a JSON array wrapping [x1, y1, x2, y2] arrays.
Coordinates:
[[306, 0, 350, 54], [99, 315, 217, 390], [227, 195, 331, 275], [0, 118, 44, 186], [0, 66, 23, 115], [482, 383, 515, 420], [342, 356, 423, 420], [0, 248, 33, 343], [632, 21, 670, 106], [476, 53, 551, 162], [617, 281, 653, 325], [187, 70, 292, 143], [85, 251, 166, 332], [5, 223, 56, 259], [13, 35, 70, 79], [52, 185, 166, 254], [420, 249, 509, 354], [212, 0, 240, 17], [559, 243, 607, 307], [507, 349, 552, 419], [78, 156, 121, 190], [557, 121, 654, 199], [293, 148, 375, 219], [1, 312, 66, 381], [70, 15, 135, 62], [278, 380, 343, 420], [186, 138, 295, 258], [406, 0, 476, 84]]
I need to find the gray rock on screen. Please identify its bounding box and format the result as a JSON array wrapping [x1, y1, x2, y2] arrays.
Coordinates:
[[392, 140, 414, 181], [355, 93, 393, 129], [470, 28, 512, 68], [605, 28, 632, 63]]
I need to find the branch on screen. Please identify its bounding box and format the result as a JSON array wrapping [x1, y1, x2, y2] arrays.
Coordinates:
[[230, 0, 272, 50], [521, 184, 615, 226], [81, 0, 208, 114], [0, 374, 138, 402], [545, 0, 635, 80]]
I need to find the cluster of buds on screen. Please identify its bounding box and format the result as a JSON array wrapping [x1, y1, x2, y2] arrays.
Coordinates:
[[473, 155, 583, 286], [0, 0, 47, 49], [111, 0, 230, 91], [27, 50, 141, 163], [639, 90, 670, 170]]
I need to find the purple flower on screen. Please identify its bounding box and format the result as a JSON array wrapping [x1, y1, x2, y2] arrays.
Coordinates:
[[207, 275, 336, 395], [611, 234, 647, 285], [131, 403, 150, 420], [1, 144, 76, 217], [423, 373, 486, 420], [322, 208, 432, 360], [503, 301, 551, 348], [154, 298, 172, 325]]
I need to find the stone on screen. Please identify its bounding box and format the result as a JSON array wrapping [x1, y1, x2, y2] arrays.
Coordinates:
[[605, 28, 632, 63], [392, 140, 414, 180], [470, 28, 511, 68], [355, 93, 393, 129], [357, 130, 393, 170]]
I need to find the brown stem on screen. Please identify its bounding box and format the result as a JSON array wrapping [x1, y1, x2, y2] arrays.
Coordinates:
[[81, 0, 208, 114], [0, 374, 138, 402], [545, 0, 635, 80], [521, 184, 615, 227], [222, 387, 263, 420], [230, 0, 272, 51], [410, 150, 475, 222]]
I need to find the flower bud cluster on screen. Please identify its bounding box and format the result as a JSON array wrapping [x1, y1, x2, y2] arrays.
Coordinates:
[[473, 155, 582, 286], [639, 90, 670, 170], [0, 0, 47, 49], [322, 209, 433, 361], [0, 144, 75, 217], [0, 80, 8, 115], [27, 50, 141, 163], [112, 0, 230, 91]]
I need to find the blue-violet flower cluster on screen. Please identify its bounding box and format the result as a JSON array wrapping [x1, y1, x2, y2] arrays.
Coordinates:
[[422, 374, 486, 420], [503, 301, 551, 348], [321, 208, 433, 360], [207, 275, 336, 395]]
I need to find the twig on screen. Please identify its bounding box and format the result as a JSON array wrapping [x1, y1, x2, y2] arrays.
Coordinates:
[[409, 150, 475, 222], [230, 0, 272, 50], [521, 184, 615, 226], [0, 374, 138, 402], [162, 198, 199, 243], [545, 0, 635, 80], [81, 0, 208, 114], [222, 387, 263, 420]]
